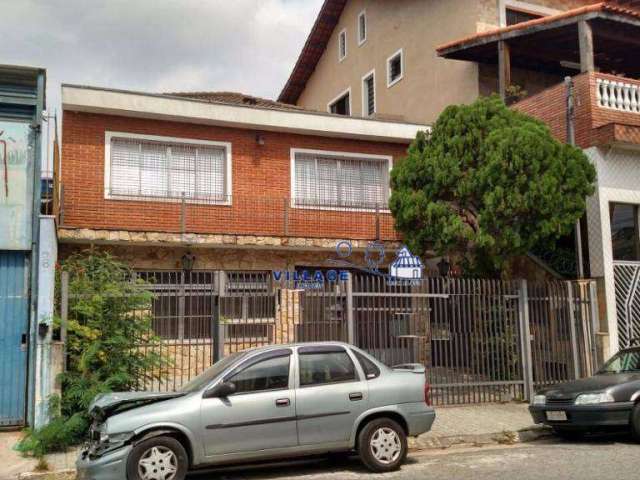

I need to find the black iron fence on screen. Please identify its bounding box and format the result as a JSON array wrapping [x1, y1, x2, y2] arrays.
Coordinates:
[[60, 271, 599, 404]]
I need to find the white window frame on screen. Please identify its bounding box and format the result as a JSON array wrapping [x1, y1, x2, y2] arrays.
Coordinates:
[[327, 87, 352, 115], [104, 131, 232, 205], [361, 69, 376, 117], [357, 10, 367, 46], [387, 48, 404, 88], [499, 0, 560, 26], [290, 147, 392, 212], [338, 28, 347, 62]]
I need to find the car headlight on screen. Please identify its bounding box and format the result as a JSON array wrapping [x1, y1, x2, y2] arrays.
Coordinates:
[[99, 431, 133, 445], [574, 393, 614, 405], [532, 394, 546, 406]]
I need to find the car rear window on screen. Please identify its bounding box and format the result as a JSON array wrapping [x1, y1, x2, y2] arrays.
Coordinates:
[[299, 350, 357, 386], [352, 349, 380, 379]]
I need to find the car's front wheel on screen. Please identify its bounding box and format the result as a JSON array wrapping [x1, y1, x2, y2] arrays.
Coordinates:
[[126, 435, 188, 480], [358, 418, 407, 473]]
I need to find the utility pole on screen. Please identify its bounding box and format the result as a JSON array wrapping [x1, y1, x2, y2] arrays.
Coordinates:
[[565, 76, 585, 279]]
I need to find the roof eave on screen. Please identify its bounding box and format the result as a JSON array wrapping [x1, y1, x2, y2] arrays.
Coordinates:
[[62, 84, 427, 144]]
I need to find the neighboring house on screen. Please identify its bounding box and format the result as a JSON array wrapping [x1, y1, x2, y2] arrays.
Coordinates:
[[57, 85, 426, 386], [0, 65, 55, 429], [437, 1, 640, 357], [278, 0, 598, 125]]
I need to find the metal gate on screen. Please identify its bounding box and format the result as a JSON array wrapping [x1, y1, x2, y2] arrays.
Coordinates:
[[0, 251, 30, 426], [60, 270, 599, 405], [613, 261, 640, 348]]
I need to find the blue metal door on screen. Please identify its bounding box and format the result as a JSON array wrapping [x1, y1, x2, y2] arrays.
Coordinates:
[[0, 251, 29, 426]]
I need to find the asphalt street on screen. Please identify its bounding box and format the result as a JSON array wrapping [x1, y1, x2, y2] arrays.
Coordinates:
[[188, 433, 640, 480]]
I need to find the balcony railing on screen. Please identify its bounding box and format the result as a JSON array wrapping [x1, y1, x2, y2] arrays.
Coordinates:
[[58, 187, 399, 242], [596, 77, 640, 113]]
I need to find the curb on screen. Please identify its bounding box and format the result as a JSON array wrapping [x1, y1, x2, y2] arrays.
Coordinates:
[[17, 469, 75, 480], [409, 426, 553, 451]]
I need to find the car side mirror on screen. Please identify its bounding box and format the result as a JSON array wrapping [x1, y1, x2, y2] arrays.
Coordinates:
[[203, 381, 236, 399]]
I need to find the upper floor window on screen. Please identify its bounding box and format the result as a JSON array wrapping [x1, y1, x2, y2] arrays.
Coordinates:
[[338, 29, 347, 61], [610, 203, 640, 261], [362, 70, 375, 117], [505, 7, 542, 25], [358, 11, 367, 45], [328, 88, 351, 116], [292, 148, 390, 210], [387, 49, 404, 88], [106, 132, 231, 203]]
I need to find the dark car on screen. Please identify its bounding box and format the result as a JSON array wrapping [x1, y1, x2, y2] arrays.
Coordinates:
[[529, 346, 640, 439]]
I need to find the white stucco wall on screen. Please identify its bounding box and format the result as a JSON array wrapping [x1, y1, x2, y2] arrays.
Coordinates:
[[585, 145, 640, 354]]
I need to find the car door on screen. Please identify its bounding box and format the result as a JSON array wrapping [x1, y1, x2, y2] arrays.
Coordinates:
[[295, 345, 369, 446], [201, 348, 298, 456]]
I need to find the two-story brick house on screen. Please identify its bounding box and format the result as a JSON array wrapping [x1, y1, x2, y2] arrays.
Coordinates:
[[278, 0, 599, 125], [57, 84, 426, 384]]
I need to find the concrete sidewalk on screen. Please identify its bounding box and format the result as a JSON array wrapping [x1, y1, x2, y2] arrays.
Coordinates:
[[411, 402, 547, 449], [2, 402, 542, 479], [0, 431, 77, 480]]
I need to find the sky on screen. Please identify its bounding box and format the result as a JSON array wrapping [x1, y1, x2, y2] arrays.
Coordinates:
[[1, 0, 323, 114]]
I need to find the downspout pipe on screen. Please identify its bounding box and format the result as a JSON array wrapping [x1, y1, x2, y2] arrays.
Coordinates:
[[565, 76, 585, 279]]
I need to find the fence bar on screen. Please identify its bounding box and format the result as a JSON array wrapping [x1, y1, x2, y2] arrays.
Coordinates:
[[518, 279, 534, 401]]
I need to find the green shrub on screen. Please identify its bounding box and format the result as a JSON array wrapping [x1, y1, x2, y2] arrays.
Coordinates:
[[17, 251, 168, 457]]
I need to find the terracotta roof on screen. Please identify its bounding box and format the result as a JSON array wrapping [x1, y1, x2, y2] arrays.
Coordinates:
[[437, 1, 640, 55], [277, 0, 347, 104], [166, 91, 306, 112]]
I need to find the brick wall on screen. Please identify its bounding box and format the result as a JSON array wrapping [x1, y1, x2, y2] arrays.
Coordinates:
[[513, 72, 596, 148], [61, 111, 408, 240], [514, 72, 640, 149]]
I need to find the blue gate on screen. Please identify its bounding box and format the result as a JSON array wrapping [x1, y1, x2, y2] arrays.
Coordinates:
[[0, 251, 29, 426]]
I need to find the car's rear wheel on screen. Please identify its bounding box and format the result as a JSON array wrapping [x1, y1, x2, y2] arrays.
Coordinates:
[[631, 402, 640, 442], [358, 418, 407, 473], [126, 435, 188, 480]]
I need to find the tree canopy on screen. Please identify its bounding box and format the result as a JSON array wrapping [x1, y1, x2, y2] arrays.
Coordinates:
[[389, 96, 596, 275]]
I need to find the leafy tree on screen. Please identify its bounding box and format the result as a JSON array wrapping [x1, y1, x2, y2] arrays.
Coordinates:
[[389, 96, 596, 275], [17, 250, 167, 456]]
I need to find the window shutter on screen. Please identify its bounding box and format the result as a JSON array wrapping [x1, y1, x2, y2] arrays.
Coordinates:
[[109, 136, 227, 201], [293, 151, 388, 208]]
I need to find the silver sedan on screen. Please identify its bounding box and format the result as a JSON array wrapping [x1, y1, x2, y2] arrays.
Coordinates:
[[77, 342, 436, 480]]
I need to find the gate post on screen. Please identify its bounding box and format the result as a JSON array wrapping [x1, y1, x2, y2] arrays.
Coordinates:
[[566, 282, 581, 380], [588, 280, 600, 371], [518, 279, 534, 401], [215, 271, 226, 361], [346, 273, 355, 345], [60, 271, 69, 371]]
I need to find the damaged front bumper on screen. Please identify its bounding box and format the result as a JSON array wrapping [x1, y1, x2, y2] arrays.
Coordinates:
[[76, 445, 131, 480]]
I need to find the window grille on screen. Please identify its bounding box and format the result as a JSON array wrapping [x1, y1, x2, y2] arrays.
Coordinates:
[[363, 73, 375, 116], [387, 50, 403, 86], [339, 30, 347, 60], [293, 151, 388, 209], [358, 11, 367, 44], [109, 136, 227, 202]]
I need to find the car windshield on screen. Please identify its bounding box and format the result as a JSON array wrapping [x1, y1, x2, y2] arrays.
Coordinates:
[[179, 352, 245, 393], [597, 348, 640, 374]]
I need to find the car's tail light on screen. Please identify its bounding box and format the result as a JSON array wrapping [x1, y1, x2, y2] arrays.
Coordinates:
[[424, 380, 432, 406]]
